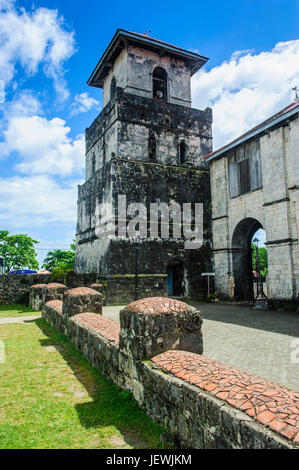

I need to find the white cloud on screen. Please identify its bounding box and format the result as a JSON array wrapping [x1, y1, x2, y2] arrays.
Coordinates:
[[0, 112, 85, 176], [0, 1, 75, 101], [70, 92, 100, 115], [0, 174, 80, 227], [192, 39, 299, 148]]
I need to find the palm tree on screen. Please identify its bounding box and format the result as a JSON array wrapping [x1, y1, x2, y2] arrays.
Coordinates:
[[42, 248, 74, 271]]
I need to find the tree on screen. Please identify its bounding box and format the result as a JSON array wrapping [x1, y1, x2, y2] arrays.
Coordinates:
[[0, 230, 39, 273], [42, 241, 75, 272], [251, 244, 268, 278]]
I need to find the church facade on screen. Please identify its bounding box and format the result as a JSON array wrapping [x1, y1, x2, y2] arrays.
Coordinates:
[[75, 30, 213, 303], [206, 102, 299, 301]]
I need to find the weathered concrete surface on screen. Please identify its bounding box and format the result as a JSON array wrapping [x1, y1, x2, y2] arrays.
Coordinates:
[[0, 315, 41, 324], [75, 157, 213, 300], [103, 302, 299, 391], [210, 113, 299, 301]]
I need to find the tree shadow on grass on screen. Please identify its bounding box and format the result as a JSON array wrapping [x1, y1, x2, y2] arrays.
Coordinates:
[[35, 317, 164, 449]]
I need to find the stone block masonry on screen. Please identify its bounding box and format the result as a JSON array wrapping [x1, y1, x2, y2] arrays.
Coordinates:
[[119, 298, 203, 360], [42, 294, 299, 449], [29, 284, 47, 311], [44, 283, 67, 303], [62, 287, 103, 319], [0, 272, 98, 305]]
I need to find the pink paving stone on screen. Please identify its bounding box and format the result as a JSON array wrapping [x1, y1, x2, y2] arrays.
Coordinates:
[[151, 350, 299, 444], [73, 313, 120, 343], [256, 410, 276, 425], [280, 425, 297, 440], [269, 419, 287, 433]]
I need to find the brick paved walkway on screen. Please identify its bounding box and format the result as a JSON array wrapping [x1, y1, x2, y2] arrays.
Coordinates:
[[103, 302, 299, 391]]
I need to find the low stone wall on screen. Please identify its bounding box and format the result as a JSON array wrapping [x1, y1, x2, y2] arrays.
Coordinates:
[[43, 300, 66, 335], [0, 272, 97, 305], [42, 295, 299, 449], [0, 272, 167, 306]]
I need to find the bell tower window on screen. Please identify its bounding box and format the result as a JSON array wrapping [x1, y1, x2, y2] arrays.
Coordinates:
[[153, 67, 168, 102]]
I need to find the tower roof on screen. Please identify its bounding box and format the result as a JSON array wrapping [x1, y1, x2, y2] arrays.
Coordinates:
[[87, 29, 209, 88]]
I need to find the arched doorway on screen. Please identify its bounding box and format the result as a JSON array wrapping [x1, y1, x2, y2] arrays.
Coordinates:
[[167, 262, 184, 297], [232, 218, 267, 300]]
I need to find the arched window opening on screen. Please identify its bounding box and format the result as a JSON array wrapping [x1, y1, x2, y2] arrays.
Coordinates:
[[148, 133, 157, 161], [179, 141, 187, 164], [110, 76, 116, 101], [153, 67, 168, 102]]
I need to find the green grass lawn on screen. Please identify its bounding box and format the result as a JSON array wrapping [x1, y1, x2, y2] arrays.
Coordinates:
[[0, 304, 41, 318], [0, 316, 166, 449]]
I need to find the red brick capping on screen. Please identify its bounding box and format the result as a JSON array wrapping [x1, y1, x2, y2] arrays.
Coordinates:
[[73, 313, 120, 343], [64, 287, 101, 296], [45, 300, 63, 314], [124, 297, 196, 315], [151, 350, 299, 444]]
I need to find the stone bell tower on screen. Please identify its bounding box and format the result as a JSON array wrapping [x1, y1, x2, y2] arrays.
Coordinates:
[[75, 29, 213, 303]]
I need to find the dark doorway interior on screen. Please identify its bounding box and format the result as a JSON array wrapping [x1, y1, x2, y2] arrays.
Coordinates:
[[232, 218, 265, 300], [167, 262, 184, 297]]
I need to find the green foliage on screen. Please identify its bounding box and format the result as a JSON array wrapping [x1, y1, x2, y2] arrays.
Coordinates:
[[42, 240, 75, 272], [0, 230, 39, 272], [251, 244, 268, 278]]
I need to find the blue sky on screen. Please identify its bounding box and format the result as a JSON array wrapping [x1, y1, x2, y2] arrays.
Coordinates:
[[0, 0, 298, 265]]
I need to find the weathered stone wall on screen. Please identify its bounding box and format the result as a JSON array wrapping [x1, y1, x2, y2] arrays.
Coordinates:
[[105, 274, 167, 305], [0, 272, 97, 305], [102, 44, 192, 108], [76, 157, 213, 300], [42, 296, 299, 449], [210, 113, 299, 301], [85, 89, 212, 178]]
